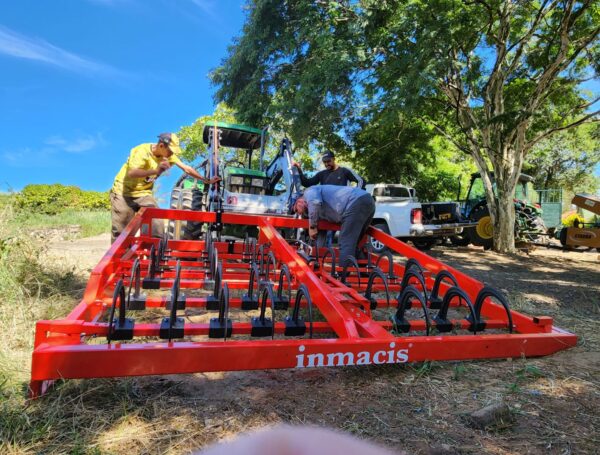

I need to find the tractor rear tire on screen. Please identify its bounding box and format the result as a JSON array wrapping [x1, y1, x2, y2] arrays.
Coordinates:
[[167, 188, 181, 239], [469, 207, 494, 250], [369, 223, 390, 253], [181, 188, 204, 240], [527, 216, 547, 241]]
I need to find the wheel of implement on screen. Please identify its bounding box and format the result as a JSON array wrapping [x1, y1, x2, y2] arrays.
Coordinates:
[[559, 227, 568, 246]]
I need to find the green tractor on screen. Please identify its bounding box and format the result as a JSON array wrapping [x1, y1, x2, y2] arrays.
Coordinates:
[[456, 172, 548, 249], [168, 121, 301, 240]]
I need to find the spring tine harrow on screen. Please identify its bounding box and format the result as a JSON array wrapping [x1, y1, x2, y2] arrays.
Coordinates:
[[241, 261, 261, 310], [205, 260, 222, 310], [107, 279, 134, 342], [321, 246, 337, 278], [395, 285, 431, 335], [341, 256, 361, 287], [127, 258, 147, 310], [142, 244, 161, 289], [275, 264, 292, 310], [265, 251, 278, 283], [433, 286, 473, 333], [209, 283, 232, 339], [29, 207, 577, 397], [159, 260, 185, 341], [284, 284, 313, 338], [428, 270, 459, 310], [375, 250, 397, 281], [470, 287, 513, 334], [364, 267, 390, 310], [251, 283, 276, 338], [399, 267, 428, 302]]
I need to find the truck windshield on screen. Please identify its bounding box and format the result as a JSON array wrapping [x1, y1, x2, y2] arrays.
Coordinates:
[[374, 187, 410, 198]]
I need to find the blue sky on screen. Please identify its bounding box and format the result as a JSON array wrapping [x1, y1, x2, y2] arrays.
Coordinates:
[[0, 0, 245, 203], [1, 1, 598, 202]]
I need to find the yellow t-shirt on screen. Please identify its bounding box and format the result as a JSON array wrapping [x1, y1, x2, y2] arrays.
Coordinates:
[[111, 143, 182, 197]]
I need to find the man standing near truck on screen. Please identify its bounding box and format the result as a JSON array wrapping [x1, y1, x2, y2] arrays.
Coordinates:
[[293, 151, 365, 246], [292, 185, 375, 269], [293, 151, 364, 188], [110, 132, 219, 243]]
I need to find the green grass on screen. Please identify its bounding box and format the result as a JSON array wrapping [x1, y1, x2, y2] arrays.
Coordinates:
[[0, 193, 13, 207], [1, 194, 110, 239], [0, 203, 91, 452], [12, 209, 110, 238]]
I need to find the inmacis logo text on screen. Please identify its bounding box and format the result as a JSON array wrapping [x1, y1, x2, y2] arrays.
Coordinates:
[[295, 342, 409, 368]]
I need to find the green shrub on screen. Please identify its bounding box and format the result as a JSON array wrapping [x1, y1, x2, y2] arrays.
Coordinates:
[[16, 184, 109, 214]]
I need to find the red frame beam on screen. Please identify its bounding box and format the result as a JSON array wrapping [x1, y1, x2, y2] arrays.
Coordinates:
[[29, 208, 577, 397]]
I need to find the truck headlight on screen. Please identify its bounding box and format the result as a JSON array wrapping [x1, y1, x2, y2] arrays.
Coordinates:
[[251, 178, 264, 187], [230, 176, 243, 185]]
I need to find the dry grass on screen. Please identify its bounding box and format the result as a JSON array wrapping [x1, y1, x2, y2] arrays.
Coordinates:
[[1, 210, 599, 454]]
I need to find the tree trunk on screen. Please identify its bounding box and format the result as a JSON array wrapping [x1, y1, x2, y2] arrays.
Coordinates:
[[493, 176, 517, 253]]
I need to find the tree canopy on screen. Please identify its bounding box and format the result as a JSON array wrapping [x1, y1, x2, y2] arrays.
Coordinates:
[[211, 0, 599, 251], [526, 123, 600, 192], [178, 103, 237, 162]]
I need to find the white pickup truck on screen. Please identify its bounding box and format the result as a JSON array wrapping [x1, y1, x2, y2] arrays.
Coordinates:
[[366, 183, 475, 251]]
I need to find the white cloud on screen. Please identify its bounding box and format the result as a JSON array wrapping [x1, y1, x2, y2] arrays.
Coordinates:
[[3, 132, 107, 167], [45, 133, 107, 153], [189, 0, 217, 18], [2, 147, 54, 167], [0, 25, 128, 78]]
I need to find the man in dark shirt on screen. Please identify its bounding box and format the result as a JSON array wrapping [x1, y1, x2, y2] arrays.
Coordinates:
[[293, 151, 365, 247], [293, 151, 364, 188]]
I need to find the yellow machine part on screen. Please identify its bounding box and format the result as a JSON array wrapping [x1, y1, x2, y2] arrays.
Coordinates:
[[564, 227, 600, 248]]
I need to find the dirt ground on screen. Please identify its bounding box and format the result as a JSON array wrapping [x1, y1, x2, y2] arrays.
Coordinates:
[[41, 236, 600, 455]]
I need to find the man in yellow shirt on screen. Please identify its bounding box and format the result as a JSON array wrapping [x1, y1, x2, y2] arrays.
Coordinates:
[[110, 132, 218, 243]]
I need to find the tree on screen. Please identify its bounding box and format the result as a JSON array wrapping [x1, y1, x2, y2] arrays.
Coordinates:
[[178, 102, 237, 162], [213, 1, 599, 251], [210, 0, 362, 153], [353, 111, 475, 200], [525, 123, 600, 192], [362, 0, 599, 251], [179, 102, 318, 172]]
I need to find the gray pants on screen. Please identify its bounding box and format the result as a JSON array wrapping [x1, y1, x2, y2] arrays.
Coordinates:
[[338, 194, 376, 268], [110, 191, 164, 243]]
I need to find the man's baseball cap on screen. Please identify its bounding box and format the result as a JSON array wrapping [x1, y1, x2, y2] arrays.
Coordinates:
[[322, 151, 335, 161], [158, 132, 183, 156]]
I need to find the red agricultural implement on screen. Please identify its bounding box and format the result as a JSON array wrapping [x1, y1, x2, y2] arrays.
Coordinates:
[[30, 208, 577, 397]]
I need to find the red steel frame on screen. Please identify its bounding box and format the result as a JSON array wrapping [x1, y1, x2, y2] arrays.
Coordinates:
[[30, 208, 577, 397]]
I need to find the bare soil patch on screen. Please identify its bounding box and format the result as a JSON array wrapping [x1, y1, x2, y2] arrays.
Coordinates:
[[46, 232, 110, 273], [36, 239, 599, 454]]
